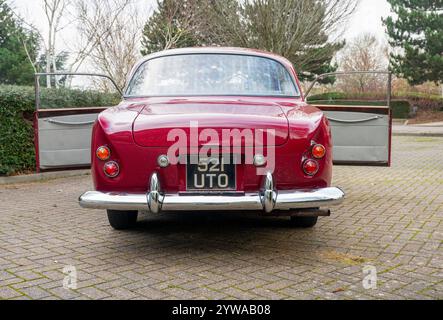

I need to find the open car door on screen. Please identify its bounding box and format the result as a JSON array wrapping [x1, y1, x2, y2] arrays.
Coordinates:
[[34, 73, 122, 172], [306, 71, 392, 166]]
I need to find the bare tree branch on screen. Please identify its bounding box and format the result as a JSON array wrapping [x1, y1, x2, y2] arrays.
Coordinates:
[[37, 0, 70, 87], [19, 36, 38, 74], [337, 33, 389, 93], [71, 0, 143, 89]]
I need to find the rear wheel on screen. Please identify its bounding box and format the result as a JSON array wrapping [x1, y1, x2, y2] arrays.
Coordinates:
[[107, 210, 138, 230], [290, 216, 318, 228]]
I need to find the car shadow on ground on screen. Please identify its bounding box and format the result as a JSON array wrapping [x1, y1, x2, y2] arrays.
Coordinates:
[[108, 212, 326, 255], [137, 211, 300, 230]]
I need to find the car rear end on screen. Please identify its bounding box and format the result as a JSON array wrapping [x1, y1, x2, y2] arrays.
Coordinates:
[[80, 98, 344, 228], [79, 48, 344, 229]]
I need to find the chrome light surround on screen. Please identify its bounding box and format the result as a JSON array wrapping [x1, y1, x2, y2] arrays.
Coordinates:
[[96, 146, 111, 161], [103, 161, 120, 178], [157, 155, 170, 168], [253, 154, 266, 167], [311, 144, 326, 159], [302, 159, 319, 176]]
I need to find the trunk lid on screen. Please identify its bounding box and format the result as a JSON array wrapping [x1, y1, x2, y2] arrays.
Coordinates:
[[132, 102, 289, 147]]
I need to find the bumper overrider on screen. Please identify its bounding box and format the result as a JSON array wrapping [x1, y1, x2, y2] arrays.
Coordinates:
[[79, 173, 344, 216]]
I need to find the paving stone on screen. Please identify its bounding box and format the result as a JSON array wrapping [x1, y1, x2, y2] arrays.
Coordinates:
[[0, 286, 23, 299], [77, 286, 111, 300], [20, 286, 52, 299]]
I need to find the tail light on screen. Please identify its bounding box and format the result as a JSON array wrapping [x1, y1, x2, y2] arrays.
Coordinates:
[[302, 159, 319, 176], [103, 161, 120, 178], [96, 146, 110, 161], [311, 144, 326, 159]]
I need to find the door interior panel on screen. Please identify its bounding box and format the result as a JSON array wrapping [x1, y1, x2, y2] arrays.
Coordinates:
[[36, 110, 106, 170], [313, 105, 391, 166], [37, 113, 99, 169]]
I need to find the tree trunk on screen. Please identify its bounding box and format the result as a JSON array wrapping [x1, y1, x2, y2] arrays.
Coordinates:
[[46, 48, 52, 88], [52, 48, 58, 88]]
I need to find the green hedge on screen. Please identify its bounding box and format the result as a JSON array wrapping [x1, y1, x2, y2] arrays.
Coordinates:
[[0, 86, 35, 175], [40, 87, 120, 109], [307, 92, 348, 101], [307, 91, 443, 103], [0, 85, 120, 176], [307, 92, 443, 118], [391, 101, 411, 119], [308, 97, 411, 119]]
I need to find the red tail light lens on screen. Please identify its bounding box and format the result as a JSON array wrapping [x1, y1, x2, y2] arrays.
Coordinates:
[[103, 161, 119, 178], [312, 144, 326, 159], [96, 146, 110, 161], [303, 159, 319, 176]]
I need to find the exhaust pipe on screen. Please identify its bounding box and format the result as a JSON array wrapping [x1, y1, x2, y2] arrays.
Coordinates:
[[292, 208, 331, 217], [269, 208, 331, 217]]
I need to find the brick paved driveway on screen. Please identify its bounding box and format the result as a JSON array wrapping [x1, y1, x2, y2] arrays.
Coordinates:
[[0, 136, 442, 300]]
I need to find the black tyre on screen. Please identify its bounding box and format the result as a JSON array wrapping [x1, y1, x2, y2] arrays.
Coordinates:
[[290, 216, 318, 228], [107, 210, 138, 230]]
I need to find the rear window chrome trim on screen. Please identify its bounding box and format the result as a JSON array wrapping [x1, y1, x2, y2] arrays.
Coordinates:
[[123, 94, 301, 100]]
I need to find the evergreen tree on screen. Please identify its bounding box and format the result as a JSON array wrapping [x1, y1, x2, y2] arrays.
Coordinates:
[[383, 0, 443, 85], [37, 51, 69, 86], [141, 0, 202, 56], [0, 0, 39, 85]]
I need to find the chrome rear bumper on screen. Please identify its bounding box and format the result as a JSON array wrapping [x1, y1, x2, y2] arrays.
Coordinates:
[[79, 173, 344, 214]]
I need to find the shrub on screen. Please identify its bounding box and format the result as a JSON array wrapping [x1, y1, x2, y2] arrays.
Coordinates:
[[0, 85, 120, 176], [391, 100, 411, 119], [40, 87, 120, 109], [0, 86, 35, 175], [307, 91, 442, 119], [307, 92, 348, 101]]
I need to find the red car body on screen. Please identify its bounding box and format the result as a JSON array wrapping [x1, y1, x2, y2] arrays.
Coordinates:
[[79, 47, 344, 229]]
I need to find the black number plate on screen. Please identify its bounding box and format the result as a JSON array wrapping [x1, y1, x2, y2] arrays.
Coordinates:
[[186, 155, 236, 191]]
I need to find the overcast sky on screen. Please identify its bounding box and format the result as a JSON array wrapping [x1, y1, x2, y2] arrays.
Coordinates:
[[346, 0, 392, 40], [9, 0, 392, 61]]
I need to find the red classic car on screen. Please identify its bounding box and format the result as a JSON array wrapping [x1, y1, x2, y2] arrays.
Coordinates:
[[33, 48, 392, 230]]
